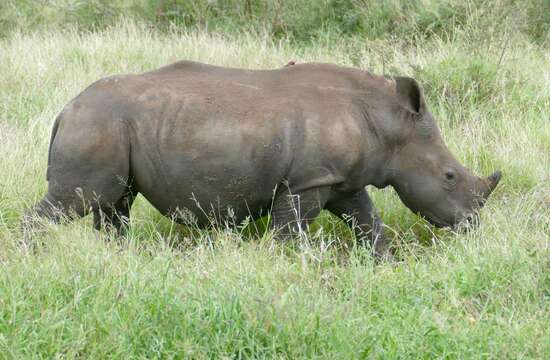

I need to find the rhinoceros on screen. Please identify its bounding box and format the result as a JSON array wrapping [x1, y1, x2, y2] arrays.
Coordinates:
[[25, 61, 501, 258]]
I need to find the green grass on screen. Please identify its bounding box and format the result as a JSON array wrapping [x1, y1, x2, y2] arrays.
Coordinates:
[[0, 17, 549, 359]]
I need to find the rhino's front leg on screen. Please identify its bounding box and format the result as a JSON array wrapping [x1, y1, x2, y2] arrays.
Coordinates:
[[271, 186, 331, 239], [326, 188, 391, 259]]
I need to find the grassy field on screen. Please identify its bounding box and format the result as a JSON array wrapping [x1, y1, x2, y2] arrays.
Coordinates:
[[0, 9, 549, 360]]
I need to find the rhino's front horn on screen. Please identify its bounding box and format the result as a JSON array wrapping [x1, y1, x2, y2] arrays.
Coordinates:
[[485, 170, 502, 197]]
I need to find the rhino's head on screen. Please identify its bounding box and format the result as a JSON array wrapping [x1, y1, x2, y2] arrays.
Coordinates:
[[387, 77, 501, 229]]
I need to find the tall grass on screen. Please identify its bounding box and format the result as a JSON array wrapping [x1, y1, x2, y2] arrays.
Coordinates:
[[0, 17, 548, 359]]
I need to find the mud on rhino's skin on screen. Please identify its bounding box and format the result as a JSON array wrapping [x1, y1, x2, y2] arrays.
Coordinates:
[[25, 60, 501, 258]]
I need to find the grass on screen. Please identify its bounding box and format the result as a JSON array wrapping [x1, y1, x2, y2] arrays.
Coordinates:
[[0, 18, 549, 359]]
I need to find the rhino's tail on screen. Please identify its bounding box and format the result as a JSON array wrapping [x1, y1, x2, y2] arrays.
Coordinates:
[[46, 113, 61, 181]]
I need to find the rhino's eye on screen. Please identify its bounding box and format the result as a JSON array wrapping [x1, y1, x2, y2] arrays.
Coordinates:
[[445, 171, 455, 181]]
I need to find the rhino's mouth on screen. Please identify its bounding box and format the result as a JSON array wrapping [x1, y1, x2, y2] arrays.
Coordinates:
[[427, 216, 452, 229], [425, 212, 478, 230], [422, 211, 454, 229]]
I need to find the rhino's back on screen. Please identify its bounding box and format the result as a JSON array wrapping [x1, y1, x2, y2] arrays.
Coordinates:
[[143, 60, 375, 93]]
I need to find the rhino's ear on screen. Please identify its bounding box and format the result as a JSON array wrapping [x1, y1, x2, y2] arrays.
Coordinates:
[[394, 76, 426, 115]]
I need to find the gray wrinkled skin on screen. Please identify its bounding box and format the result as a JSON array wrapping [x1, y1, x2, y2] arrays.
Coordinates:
[[25, 61, 501, 258]]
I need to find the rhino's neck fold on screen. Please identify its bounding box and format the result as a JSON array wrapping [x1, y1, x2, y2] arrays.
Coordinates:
[[355, 106, 401, 190], [358, 141, 396, 190]]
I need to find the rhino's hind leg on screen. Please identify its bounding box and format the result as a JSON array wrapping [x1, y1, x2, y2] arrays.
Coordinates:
[[23, 185, 135, 237], [92, 192, 135, 235], [23, 103, 134, 237]]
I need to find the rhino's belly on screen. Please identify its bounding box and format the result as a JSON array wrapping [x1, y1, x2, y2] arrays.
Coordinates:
[[136, 171, 280, 226], [129, 142, 286, 225]]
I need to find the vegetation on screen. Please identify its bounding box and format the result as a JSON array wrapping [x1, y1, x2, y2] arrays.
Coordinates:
[[0, 1, 548, 358], [1, 0, 548, 45]]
